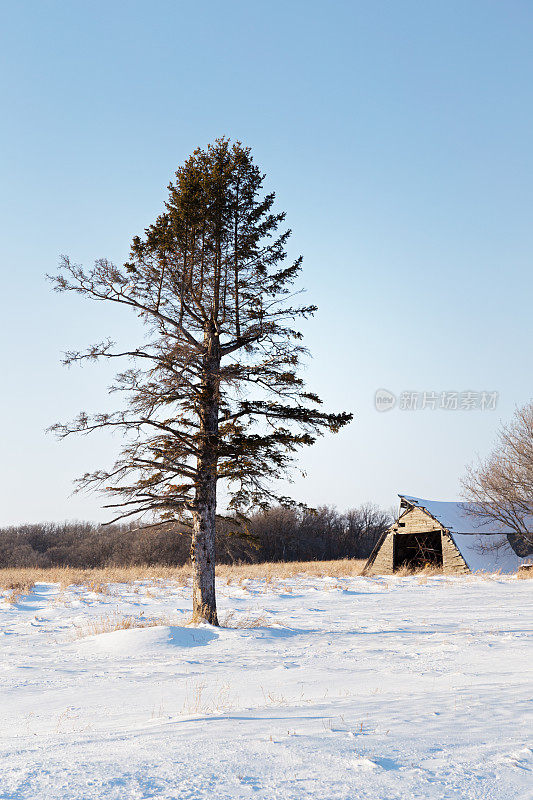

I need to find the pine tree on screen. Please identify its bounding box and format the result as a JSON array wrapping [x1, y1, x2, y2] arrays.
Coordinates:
[[50, 139, 352, 624]]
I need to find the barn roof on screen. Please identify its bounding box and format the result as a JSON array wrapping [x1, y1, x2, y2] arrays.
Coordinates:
[[398, 494, 533, 573], [399, 494, 511, 535]]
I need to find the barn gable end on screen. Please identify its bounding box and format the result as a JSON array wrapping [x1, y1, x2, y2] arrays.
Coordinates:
[[392, 506, 441, 534]]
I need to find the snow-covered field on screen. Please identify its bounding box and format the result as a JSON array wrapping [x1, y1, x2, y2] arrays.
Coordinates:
[[1, 573, 531, 800]]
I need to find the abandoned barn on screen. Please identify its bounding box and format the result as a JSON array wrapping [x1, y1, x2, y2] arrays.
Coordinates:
[[363, 494, 533, 575]]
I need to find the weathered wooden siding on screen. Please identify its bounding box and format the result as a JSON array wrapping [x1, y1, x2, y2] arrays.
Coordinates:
[[441, 532, 469, 574], [367, 532, 395, 575], [391, 506, 441, 534]]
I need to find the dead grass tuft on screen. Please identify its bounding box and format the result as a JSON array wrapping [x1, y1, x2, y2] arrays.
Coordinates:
[[0, 574, 38, 594], [73, 612, 185, 639], [219, 610, 273, 628], [392, 564, 444, 577], [4, 588, 24, 605]]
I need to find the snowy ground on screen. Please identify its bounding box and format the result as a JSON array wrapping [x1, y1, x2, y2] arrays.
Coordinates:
[[1, 573, 532, 800]]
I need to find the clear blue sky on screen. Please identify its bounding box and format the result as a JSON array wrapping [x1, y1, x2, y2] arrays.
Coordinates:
[[1, 0, 532, 524]]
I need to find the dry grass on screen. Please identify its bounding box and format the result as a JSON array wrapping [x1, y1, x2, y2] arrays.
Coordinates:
[[4, 587, 24, 605], [219, 610, 273, 628], [0, 565, 191, 593], [73, 612, 185, 639], [392, 564, 444, 577], [179, 679, 236, 715], [0, 559, 366, 593], [216, 558, 366, 581], [74, 608, 273, 639], [1, 558, 528, 595]]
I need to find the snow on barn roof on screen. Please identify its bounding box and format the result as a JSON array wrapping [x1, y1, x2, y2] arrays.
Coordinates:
[[398, 494, 533, 573], [398, 494, 511, 535]]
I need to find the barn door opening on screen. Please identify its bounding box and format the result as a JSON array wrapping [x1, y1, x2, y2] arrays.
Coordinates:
[[394, 532, 443, 571]]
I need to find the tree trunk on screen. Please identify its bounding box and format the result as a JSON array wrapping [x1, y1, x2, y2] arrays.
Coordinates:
[[191, 327, 220, 625], [191, 478, 218, 624]]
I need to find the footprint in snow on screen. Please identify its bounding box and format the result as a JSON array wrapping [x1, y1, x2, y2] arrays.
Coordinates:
[[238, 776, 262, 790], [350, 757, 379, 771], [502, 747, 533, 771]]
